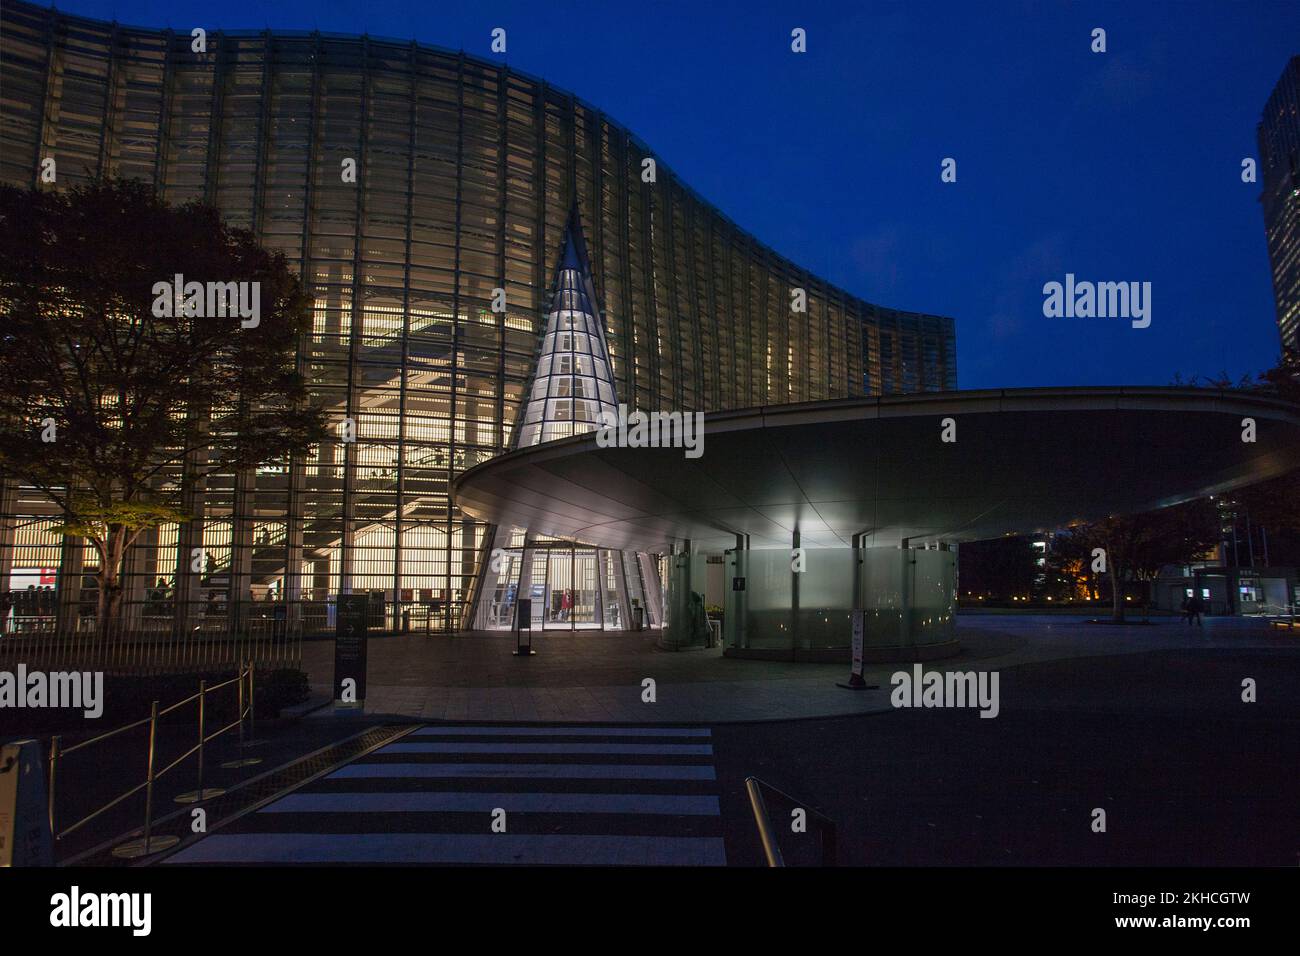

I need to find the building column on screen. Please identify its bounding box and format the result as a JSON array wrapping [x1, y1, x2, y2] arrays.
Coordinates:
[[901, 538, 914, 647], [284, 463, 304, 634], [121, 528, 153, 633], [791, 528, 801, 654], [172, 427, 209, 637], [0, 480, 15, 581], [661, 539, 700, 649], [227, 467, 255, 635], [724, 533, 749, 650], [55, 532, 84, 635], [851, 532, 863, 612]]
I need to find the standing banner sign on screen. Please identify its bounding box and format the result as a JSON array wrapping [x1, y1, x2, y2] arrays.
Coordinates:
[[838, 609, 877, 691], [334, 593, 371, 706], [851, 610, 865, 677], [0, 740, 53, 866]]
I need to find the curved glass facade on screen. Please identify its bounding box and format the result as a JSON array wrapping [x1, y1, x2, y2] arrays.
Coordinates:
[[0, 1, 957, 638]]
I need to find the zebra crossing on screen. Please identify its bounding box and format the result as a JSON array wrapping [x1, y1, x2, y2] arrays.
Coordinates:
[[163, 723, 726, 866]]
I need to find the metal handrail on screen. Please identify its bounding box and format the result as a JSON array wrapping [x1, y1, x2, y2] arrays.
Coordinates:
[[154, 669, 241, 718], [58, 713, 155, 756], [47, 661, 254, 852], [744, 775, 837, 867]]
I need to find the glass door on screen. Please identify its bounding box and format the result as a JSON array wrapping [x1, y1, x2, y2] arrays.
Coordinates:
[[543, 550, 571, 629], [572, 549, 599, 629]]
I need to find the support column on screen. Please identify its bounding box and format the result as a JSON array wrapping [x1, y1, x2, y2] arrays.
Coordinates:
[[121, 528, 152, 633], [612, 550, 632, 632], [227, 467, 255, 635], [55, 532, 84, 635], [724, 533, 749, 651], [0, 479, 17, 633], [173, 478, 206, 637], [791, 528, 801, 653], [851, 532, 863, 612], [661, 539, 700, 649], [900, 537, 914, 647], [284, 481, 304, 634]]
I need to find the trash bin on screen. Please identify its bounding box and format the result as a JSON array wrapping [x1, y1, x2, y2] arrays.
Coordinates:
[[632, 606, 644, 631]]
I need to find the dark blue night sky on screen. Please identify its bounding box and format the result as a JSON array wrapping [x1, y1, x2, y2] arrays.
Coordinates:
[[58, 0, 1300, 389]]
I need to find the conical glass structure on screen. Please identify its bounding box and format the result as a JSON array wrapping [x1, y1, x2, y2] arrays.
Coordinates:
[[468, 208, 665, 634], [516, 209, 619, 447]]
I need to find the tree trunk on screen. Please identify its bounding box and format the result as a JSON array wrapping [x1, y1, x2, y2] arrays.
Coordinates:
[[1110, 563, 1126, 623], [95, 525, 130, 639], [96, 570, 123, 640]]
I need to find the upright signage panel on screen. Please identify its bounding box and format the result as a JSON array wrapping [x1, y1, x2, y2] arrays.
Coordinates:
[[838, 609, 876, 691], [851, 609, 865, 678], [0, 740, 53, 866], [513, 598, 535, 656], [334, 593, 371, 705]]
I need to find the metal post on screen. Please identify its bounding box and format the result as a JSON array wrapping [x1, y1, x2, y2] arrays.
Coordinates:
[[247, 662, 255, 738], [237, 662, 245, 750], [791, 529, 800, 656], [196, 679, 206, 796], [47, 734, 60, 838], [113, 699, 179, 857], [143, 700, 159, 849], [744, 777, 784, 867]]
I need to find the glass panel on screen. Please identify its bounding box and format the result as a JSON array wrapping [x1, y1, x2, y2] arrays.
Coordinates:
[[911, 549, 957, 644], [797, 548, 856, 650], [744, 549, 793, 651]]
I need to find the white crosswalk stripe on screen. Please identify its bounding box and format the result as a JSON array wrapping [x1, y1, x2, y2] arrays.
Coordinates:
[[165, 723, 726, 866]]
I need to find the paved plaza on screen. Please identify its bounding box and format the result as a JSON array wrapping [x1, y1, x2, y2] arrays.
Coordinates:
[[300, 614, 1298, 722]]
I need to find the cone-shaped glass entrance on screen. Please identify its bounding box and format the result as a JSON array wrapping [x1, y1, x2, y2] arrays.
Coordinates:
[[517, 208, 619, 448], [469, 207, 664, 631]]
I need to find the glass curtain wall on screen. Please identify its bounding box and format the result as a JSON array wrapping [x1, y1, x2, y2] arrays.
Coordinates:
[[0, 1, 957, 642]]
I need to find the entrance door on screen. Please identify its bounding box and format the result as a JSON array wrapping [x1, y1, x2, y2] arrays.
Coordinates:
[[541, 548, 601, 630], [543, 550, 571, 629], [571, 550, 598, 628]]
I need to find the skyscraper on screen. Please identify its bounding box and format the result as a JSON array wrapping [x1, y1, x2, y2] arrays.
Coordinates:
[[1259, 56, 1300, 353]]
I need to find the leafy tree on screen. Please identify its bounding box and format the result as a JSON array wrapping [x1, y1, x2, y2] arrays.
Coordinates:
[[1255, 345, 1300, 404], [0, 179, 326, 636], [1068, 499, 1221, 622], [1038, 537, 1089, 601], [1168, 350, 1300, 566], [1234, 347, 1300, 545]]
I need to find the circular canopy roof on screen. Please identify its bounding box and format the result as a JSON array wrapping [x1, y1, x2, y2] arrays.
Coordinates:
[[452, 387, 1300, 552]]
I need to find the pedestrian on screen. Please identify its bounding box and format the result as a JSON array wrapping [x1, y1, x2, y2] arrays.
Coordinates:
[[1181, 595, 1191, 625], [1189, 594, 1204, 627]]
